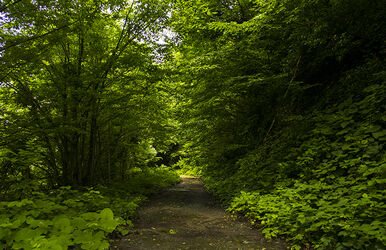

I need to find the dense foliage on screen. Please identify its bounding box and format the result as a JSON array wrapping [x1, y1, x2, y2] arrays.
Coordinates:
[[0, 0, 173, 188], [169, 0, 385, 249], [0, 167, 179, 249], [1, 0, 385, 249], [0, 0, 179, 249]]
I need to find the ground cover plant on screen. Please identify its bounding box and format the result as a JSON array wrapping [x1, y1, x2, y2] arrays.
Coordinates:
[[224, 84, 386, 249], [0, 167, 179, 249]]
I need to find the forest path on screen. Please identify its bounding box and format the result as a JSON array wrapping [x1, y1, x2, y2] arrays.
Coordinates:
[[111, 176, 287, 250]]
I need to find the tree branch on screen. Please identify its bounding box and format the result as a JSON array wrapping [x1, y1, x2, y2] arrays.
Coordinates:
[[0, 24, 71, 52]]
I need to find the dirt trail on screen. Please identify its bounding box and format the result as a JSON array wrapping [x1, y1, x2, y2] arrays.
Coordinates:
[[112, 176, 287, 250]]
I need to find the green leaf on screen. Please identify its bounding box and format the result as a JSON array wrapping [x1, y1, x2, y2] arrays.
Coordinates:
[[99, 208, 119, 233], [73, 229, 93, 244], [372, 130, 386, 139], [53, 217, 73, 234], [0, 228, 11, 240], [14, 227, 41, 242]]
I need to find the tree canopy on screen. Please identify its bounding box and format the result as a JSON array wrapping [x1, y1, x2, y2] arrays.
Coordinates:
[[1, 0, 174, 187]]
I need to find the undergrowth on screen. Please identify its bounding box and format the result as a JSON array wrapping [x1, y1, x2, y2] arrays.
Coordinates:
[[0, 166, 179, 249], [203, 82, 385, 249]]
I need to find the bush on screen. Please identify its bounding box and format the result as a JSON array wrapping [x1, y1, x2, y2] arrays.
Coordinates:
[[204, 83, 386, 249], [0, 167, 180, 249]]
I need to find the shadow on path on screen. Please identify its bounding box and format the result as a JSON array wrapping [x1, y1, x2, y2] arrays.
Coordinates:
[[111, 176, 287, 250]]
